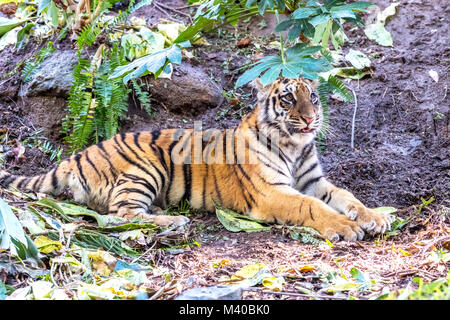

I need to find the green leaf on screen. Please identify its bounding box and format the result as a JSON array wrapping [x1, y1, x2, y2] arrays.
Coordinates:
[[37, 0, 52, 16], [291, 7, 320, 19], [0, 17, 30, 37], [0, 198, 27, 250], [364, 22, 393, 46], [50, 0, 59, 27], [235, 58, 275, 87], [260, 65, 282, 86], [372, 207, 397, 215], [215, 206, 270, 233], [309, 14, 330, 27], [15, 23, 33, 50], [345, 49, 371, 69], [350, 267, 366, 283], [35, 198, 72, 223], [274, 19, 294, 32]]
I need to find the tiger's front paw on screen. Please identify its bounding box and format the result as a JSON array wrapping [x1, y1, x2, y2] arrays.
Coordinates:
[[345, 203, 391, 235]]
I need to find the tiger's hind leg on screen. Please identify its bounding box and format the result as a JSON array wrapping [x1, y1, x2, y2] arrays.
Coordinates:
[[108, 175, 189, 227]]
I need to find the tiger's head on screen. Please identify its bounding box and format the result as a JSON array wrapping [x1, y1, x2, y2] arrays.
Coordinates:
[[252, 77, 322, 137]]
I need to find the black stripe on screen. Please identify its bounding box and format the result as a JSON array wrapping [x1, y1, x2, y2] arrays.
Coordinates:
[[17, 177, 29, 189], [232, 165, 255, 208], [96, 142, 118, 180], [212, 166, 223, 205], [324, 190, 334, 204], [134, 132, 145, 153], [32, 175, 42, 191], [202, 164, 208, 208], [74, 154, 90, 192], [255, 172, 288, 186], [166, 139, 179, 203], [295, 142, 314, 165], [309, 205, 315, 221], [113, 145, 159, 189], [151, 129, 161, 142], [257, 156, 289, 177], [51, 169, 58, 190], [122, 173, 157, 196], [182, 163, 192, 202], [85, 151, 101, 179], [299, 176, 323, 193], [101, 171, 110, 187], [116, 188, 154, 201], [116, 135, 163, 190], [131, 199, 151, 211], [298, 201, 305, 225], [1, 175, 16, 188], [295, 162, 319, 185]]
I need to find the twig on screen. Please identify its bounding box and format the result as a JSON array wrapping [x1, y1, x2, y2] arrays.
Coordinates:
[[243, 287, 351, 300], [153, 2, 184, 24], [350, 89, 358, 150], [420, 235, 450, 258], [149, 279, 177, 300], [154, 1, 193, 23]]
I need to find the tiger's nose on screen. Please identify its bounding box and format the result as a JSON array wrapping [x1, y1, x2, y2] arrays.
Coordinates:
[[302, 116, 314, 124]]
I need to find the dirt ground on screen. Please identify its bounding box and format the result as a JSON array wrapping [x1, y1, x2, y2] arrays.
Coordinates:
[[0, 0, 448, 299]]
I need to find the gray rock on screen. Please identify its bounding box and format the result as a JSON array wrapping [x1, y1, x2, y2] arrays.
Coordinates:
[[147, 62, 224, 115], [175, 285, 242, 300], [20, 50, 78, 98]]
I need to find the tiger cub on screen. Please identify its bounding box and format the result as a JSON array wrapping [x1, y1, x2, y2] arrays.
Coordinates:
[[0, 77, 391, 241]]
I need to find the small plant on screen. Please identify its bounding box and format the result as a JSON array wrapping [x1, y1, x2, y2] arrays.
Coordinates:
[[21, 41, 55, 82]]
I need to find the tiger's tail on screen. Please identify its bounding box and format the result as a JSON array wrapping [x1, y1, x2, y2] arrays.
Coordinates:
[[0, 159, 73, 195]]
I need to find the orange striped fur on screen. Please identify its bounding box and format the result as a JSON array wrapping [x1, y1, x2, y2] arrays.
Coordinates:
[[0, 77, 391, 241]]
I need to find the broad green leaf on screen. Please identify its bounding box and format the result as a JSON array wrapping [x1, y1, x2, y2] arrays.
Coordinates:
[[35, 198, 72, 222], [309, 14, 330, 27], [286, 43, 321, 57], [372, 207, 397, 215], [334, 66, 371, 79], [50, 0, 58, 27], [274, 19, 294, 32], [330, 7, 355, 19], [0, 17, 30, 37], [364, 2, 398, 47], [327, 281, 361, 292], [345, 49, 371, 69], [235, 59, 275, 87], [260, 65, 282, 86], [33, 235, 62, 254], [364, 22, 393, 46], [291, 7, 320, 19], [350, 267, 366, 283], [37, 0, 51, 16], [312, 21, 327, 45], [321, 19, 333, 49], [215, 206, 270, 233], [15, 22, 33, 50], [0, 198, 27, 250]]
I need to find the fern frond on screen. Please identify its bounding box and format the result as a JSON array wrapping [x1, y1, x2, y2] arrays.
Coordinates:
[[131, 79, 153, 115], [326, 75, 353, 102], [77, 25, 101, 48]]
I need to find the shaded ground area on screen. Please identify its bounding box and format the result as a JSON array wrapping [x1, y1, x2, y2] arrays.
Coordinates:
[[0, 0, 448, 299]]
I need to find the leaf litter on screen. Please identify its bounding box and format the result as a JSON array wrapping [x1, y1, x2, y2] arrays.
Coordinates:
[[1, 181, 448, 300]]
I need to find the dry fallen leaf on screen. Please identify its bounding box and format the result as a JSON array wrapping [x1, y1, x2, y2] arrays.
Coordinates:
[[428, 70, 439, 83], [236, 38, 251, 48]]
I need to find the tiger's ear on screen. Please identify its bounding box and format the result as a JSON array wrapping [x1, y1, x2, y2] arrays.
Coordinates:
[[306, 79, 319, 89], [250, 77, 272, 101], [250, 77, 265, 91]]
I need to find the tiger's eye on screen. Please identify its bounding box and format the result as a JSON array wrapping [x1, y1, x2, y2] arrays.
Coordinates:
[[310, 92, 319, 104], [283, 93, 294, 102]]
